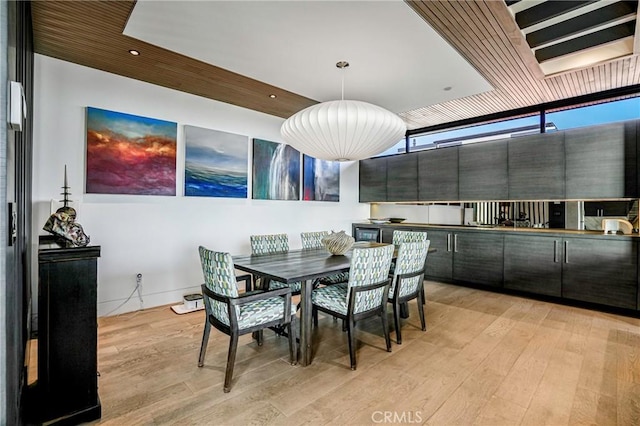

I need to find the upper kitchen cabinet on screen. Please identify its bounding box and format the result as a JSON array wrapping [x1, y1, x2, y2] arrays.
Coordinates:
[[386, 154, 418, 202], [359, 156, 387, 202], [459, 140, 508, 200], [418, 147, 459, 201], [508, 132, 565, 200], [565, 121, 637, 199]]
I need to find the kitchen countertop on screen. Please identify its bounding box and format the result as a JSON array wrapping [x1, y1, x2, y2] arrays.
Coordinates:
[[353, 222, 640, 238]]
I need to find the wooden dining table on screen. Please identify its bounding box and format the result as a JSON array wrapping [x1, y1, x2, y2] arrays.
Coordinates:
[[232, 241, 388, 366]]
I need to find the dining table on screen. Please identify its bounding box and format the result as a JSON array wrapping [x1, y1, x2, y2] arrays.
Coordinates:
[[232, 241, 388, 366]]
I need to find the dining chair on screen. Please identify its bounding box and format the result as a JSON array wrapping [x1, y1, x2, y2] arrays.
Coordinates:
[[390, 230, 428, 304], [311, 244, 394, 370], [300, 231, 349, 285], [250, 233, 302, 294], [388, 240, 430, 344], [197, 246, 297, 393]]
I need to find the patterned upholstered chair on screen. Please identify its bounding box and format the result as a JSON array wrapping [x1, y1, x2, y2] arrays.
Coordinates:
[[388, 240, 430, 344], [250, 233, 302, 294], [197, 246, 296, 393], [311, 244, 394, 370], [390, 230, 428, 302], [300, 231, 349, 285]]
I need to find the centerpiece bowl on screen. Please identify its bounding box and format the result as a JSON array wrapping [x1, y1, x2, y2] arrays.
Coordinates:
[[322, 230, 355, 255]]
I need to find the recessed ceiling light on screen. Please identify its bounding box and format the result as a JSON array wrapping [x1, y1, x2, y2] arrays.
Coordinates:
[[269, 94, 277, 99], [129, 49, 140, 56], [443, 86, 452, 91]]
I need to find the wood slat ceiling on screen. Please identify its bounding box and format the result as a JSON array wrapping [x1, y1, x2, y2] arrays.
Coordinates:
[[31, 0, 640, 131]]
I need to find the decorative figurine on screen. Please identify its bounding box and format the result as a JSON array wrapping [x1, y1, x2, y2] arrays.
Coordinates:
[[43, 166, 90, 247]]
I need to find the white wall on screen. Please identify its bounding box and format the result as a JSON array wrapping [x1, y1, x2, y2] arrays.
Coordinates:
[[32, 55, 368, 318]]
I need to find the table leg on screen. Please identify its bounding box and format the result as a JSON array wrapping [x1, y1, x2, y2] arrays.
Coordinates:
[[299, 279, 313, 366], [400, 302, 409, 318]]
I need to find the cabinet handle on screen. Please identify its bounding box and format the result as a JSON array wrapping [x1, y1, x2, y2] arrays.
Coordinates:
[[379, 229, 383, 243], [554, 240, 558, 263], [564, 240, 569, 263], [454, 234, 458, 253], [447, 234, 451, 252]]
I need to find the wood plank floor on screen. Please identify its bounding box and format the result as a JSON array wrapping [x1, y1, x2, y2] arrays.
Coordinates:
[[87, 281, 640, 425]]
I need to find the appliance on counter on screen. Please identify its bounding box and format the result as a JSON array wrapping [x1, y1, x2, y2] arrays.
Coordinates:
[[353, 226, 381, 242], [583, 201, 633, 231], [602, 218, 634, 234]]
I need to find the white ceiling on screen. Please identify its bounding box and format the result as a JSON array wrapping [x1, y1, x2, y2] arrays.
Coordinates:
[[124, 0, 494, 115]]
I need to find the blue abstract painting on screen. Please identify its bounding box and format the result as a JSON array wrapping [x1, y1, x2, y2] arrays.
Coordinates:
[[184, 125, 248, 198], [252, 139, 300, 200], [303, 155, 340, 202]]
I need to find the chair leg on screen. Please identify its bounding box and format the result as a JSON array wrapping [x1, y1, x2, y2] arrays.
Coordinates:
[[198, 320, 211, 367], [223, 333, 239, 393], [312, 306, 318, 327], [347, 318, 357, 370], [421, 285, 426, 305], [393, 301, 402, 344], [417, 291, 427, 332], [381, 306, 392, 352], [256, 329, 264, 346]]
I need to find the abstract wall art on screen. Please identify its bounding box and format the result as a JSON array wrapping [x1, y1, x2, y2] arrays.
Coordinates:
[[85, 107, 177, 195], [184, 125, 248, 198], [252, 139, 300, 200], [303, 155, 340, 201]]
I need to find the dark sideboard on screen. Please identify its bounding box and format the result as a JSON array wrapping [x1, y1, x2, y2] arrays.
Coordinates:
[[36, 241, 101, 425]]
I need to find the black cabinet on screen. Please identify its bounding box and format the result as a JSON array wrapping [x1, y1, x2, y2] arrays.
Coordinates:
[[565, 121, 637, 199], [459, 140, 508, 200], [584, 201, 632, 217], [504, 234, 562, 297], [508, 132, 565, 200], [386, 154, 418, 201], [423, 229, 454, 281], [37, 243, 101, 424], [359, 157, 387, 202], [562, 237, 637, 309], [418, 147, 459, 201], [452, 231, 504, 287]]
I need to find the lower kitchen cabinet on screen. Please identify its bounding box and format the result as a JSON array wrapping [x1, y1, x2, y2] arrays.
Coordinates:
[[562, 237, 638, 310], [452, 232, 504, 287], [423, 229, 453, 281], [504, 234, 562, 297]]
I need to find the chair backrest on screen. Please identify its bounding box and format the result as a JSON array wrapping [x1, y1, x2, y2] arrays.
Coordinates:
[[301, 231, 329, 249], [198, 246, 239, 325], [392, 230, 428, 245], [250, 233, 289, 255], [391, 240, 431, 298], [348, 244, 394, 314]]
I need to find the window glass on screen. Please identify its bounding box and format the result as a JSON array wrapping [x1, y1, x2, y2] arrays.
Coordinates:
[[408, 114, 541, 152], [373, 138, 407, 157], [545, 96, 640, 131]]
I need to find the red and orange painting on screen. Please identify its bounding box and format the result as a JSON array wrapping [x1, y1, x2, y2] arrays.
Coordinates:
[[86, 107, 177, 195]]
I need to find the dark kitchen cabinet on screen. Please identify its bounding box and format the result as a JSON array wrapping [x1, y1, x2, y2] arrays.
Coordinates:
[[423, 229, 453, 281], [452, 231, 504, 287], [565, 121, 637, 199], [584, 201, 632, 217], [562, 237, 637, 309], [359, 157, 387, 202], [418, 147, 459, 201], [503, 234, 562, 297], [386, 154, 418, 201], [508, 132, 565, 200], [37, 243, 102, 424], [459, 140, 508, 200]]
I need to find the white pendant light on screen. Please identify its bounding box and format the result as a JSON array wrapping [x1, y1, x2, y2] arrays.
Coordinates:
[[281, 61, 406, 162]]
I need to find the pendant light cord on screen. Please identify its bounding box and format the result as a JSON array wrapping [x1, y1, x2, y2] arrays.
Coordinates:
[[336, 60, 349, 101]]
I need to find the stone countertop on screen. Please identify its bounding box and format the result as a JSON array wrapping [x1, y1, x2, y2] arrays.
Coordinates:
[[352, 222, 640, 239]]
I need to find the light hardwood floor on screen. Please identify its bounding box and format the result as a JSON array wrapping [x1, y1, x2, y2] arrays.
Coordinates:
[[87, 281, 640, 425]]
